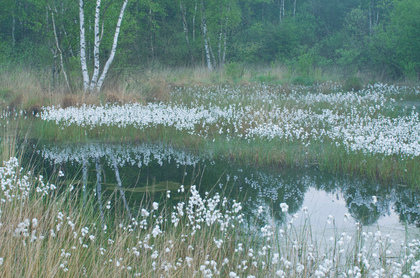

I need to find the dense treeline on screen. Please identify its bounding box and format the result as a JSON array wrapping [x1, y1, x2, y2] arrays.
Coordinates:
[[0, 0, 419, 86]]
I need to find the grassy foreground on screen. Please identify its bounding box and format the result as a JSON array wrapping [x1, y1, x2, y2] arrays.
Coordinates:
[[1, 156, 420, 277]]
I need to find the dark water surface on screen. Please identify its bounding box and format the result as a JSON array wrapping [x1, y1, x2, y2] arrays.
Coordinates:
[[25, 142, 420, 233]]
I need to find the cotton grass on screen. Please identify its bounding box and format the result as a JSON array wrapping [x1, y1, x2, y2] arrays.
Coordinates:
[[1, 157, 420, 277], [40, 83, 420, 158]]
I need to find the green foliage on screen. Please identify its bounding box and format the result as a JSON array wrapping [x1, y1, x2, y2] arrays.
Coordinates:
[[368, 0, 420, 79], [224, 62, 244, 81], [296, 51, 315, 76], [391, 0, 420, 80], [0, 0, 418, 83], [343, 76, 363, 92], [251, 73, 280, 84], [291, 75, 314, 86]]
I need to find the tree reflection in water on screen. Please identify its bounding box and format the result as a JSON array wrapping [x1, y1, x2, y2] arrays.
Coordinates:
[[32, 142, 420, 230]]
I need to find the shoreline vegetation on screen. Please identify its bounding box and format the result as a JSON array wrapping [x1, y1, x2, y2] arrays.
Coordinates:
[[1, 66, 420, 188], [1, 66, 420, 276]]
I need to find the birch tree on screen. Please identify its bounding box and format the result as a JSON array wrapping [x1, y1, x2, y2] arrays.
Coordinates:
[[201, 0, 212, 69], [180, 0, 194, 65], [200, 0, 240, 70], [79, 0, 128, 92], [48, 5, 70, 90]]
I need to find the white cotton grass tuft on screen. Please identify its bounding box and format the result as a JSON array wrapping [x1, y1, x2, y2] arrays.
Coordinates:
[[280, 203, 289, 212]]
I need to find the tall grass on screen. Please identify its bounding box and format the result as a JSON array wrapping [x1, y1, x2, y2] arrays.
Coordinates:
[[1, 155, 420, 277], [1, 64, 402, 110]]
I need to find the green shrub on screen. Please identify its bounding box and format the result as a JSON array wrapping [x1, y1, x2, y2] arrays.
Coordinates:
[[225, 62, 244, 81], [292, 75, 314, 86], [343, 76, 363, 91]]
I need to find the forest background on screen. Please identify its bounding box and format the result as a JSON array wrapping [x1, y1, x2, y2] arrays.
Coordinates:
[[0, 0, 419, 93]]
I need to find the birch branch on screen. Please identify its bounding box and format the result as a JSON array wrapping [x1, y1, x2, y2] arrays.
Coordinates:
[[96, 0, 129, 91], [50, 7, 70, 91]]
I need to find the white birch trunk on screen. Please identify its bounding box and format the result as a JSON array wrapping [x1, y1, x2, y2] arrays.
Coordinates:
[[12, 15, 16, 47], [279, 0, 282, 22], [282, 0, 285, 19], [218, 28, 222, 66], [201, 0, 212, 70], [95, 0, 128, 91], [89, 0, 102, 91], [51, 8, 70, 90], [209, 42, 216, 68], [193, 1, 197, 41], [369, 5, 372, 35], [148, 5, 154, 59], [79, 0, 89, 91], [222, 14, 228, 66], [293, 0, 296, 17], [180, 2, 193, 64]]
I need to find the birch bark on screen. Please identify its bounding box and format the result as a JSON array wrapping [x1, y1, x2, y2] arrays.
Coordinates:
[[193, 1, 197, 41], [79, 0, 128, 92], [279, 0, 283, 22], [96, 0, 128, 91], [180, 1, 194, 65], [89, 0, 102, 91], [201, 0, 212, 69], [218, 28, 222, 66], [222, 11, 228, 66], [79, 0, 89, 91], [50, 8, 70, 90], [12, 15, 16, 47]]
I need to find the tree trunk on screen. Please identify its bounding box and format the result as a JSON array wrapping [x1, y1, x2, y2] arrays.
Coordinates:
[[279, 0, 282, 22], [148, 3, 155, 60], [12, 15, 16, 47], [282, 0, 285, 20], [79, 0, 128, 92], [95, 0, 128, 91], [180, 1, 194, 65], [193, 1, 197, 41], [89, 0, 102, 91], [222, 13, 228, 66], [201, 0, 212, 70], [50, 8, 70, 91], [209, 40, 216, 68], [218, 27, 222, 66], [79, 0, 90, 91]]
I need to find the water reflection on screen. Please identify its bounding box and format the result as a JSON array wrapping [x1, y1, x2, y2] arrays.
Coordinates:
[[34, 142, 420, 229]]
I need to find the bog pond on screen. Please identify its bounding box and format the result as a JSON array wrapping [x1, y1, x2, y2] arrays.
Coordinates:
[[27, 141, 420, 237]]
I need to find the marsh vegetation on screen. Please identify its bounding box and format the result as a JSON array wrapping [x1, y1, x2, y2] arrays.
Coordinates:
[[1, 66, 420, 277]]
